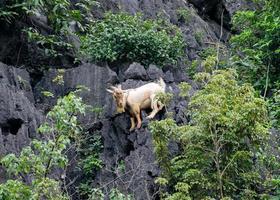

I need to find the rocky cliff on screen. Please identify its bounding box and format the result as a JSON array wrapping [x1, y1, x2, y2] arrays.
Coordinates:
[[0, 0, 253, 199]]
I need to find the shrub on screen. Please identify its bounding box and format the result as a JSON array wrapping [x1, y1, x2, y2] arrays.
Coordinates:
[[230, 0, 280, 93], [81, 12, 185, 67], [149, 70, 278, 199]]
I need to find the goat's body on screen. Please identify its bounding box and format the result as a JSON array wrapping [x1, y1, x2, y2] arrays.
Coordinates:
[[125, 79, 166, 131], [126, 82, 165, 109], [108, 78, 166, 131]]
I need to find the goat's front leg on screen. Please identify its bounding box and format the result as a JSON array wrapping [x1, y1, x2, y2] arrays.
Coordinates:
[[136, 111, 142, 129], [129, 116, 136, 132], [133, 105, 142, 129]]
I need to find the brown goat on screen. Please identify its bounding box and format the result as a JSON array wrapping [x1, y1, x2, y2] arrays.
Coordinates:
[[107, 78, 166, 131]]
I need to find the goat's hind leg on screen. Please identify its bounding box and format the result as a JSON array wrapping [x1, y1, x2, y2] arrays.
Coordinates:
[[147, 95, 160, 119]]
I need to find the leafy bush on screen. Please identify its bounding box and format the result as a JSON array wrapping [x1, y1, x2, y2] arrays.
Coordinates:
[[230, 0, 280, 93], [178, 82, 191, 98], [81, 12, 185, 66], [77, 133, 103, 176], [186, 60, 199, 78], [0, 0, 39, 23], [269, 89, 280, 128], [149, 69, 279, 199]]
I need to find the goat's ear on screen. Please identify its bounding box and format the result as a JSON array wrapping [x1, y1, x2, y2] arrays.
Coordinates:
[[117, 84, 122, 89], [106, 89, 114, 93]]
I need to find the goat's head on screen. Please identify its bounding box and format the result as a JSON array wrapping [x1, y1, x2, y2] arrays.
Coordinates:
[[106, 85, 126, 113]]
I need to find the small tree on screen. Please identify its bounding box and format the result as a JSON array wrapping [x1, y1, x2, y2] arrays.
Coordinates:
[[0, 90, 88, 200], [150, 70, 277, 199]]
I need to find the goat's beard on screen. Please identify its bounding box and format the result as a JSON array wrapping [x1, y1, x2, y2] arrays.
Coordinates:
[[116, 107, 125, 113]]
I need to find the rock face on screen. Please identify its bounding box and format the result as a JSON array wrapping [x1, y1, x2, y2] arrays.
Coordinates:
[[124, 62, 148, 81], [34, 63, 118, 123], [0, 0, 254, 199], [187, 0, 256, 29], [98, 0, 230, 59], [32, 61, 189, 199], [0, 62, 43, 182]]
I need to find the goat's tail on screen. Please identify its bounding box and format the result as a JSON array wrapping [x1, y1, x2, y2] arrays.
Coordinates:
[[158, 77, 166, 91]]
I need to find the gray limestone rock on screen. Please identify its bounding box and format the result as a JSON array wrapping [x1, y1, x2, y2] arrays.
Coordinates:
[[0, 62, 43, 182], [124, 62, 148, 81], [34, 63, 118, 123], [147, 64, 164, 80], [0, 0, 261, 199]]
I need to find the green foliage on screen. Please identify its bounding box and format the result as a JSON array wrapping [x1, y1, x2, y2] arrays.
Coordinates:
[[155, 177, 169, 186], [155, 92, 173, 107], [0, 0, 40, 23], [0, 180, 31, 200], [0, 0, 98, 30], [150, 118, 177, 179], [268, 89, 280, 128], [186, 60, 199, 78], [17, 75, 29, 89], [178, 82, 191, 98], [194, 31, 204, 44], [78, 186, 132, 200], [176, 8, 191, 24], [117, 160, 126, 174], [52, 69, 65, 85], [0, 0, 98, 61], [42, 90, 54, 97], [155, 92, 173, 117], [77, 133, 103, 176], [150, 69, 276, 199], [81, 12, 185, 66], [230, 0, 280, 92], [109, 188, 132, 200], [0, 91, 88, 200], [193, 72, 211, 86], [28, 0, 97, 59], [198, 47, 218, 73], [24, 27, 74, 58], [0, 9, 18, 24], [75, 108, 104, 199], [199, 47, 217, 60], [201, 55, 216, 73]]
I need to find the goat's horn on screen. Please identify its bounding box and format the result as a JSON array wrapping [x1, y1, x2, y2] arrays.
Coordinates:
[[106, 89, 114, 93], [110, 86, 118, 90]]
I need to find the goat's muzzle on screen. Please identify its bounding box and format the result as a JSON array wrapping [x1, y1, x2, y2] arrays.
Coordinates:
[[116, 107, 125, 113]]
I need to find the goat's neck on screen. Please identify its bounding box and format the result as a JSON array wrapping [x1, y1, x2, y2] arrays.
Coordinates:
[[123, 91, 129, 106], [123, 90, 129, 106]]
